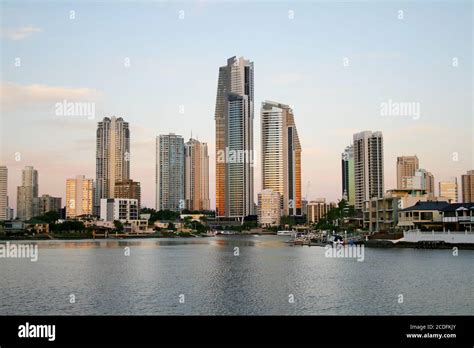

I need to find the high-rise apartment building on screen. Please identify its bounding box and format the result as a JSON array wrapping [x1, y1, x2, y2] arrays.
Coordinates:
[[100, 198, 138, 222], [184, 138, 210, 211], [461, 170, 474, 203], [397, 156, 419, 189], [439, 178, 458, 203], [95, 116, 130, 215], [301, 199, 308, 217], [257, 189, 281, 227], [307, 198, 336, 224], [115, 179, 141, 209], [35, 194, 62, 215], [0, 166, 7, 220], [66, 175, 94, 218], [341, 145, 355, 206], [215, 56, 254, 218], [17, 166, 39, 220], [401, 168, 435, 195], [353, 131, 384, 210], [401, 173, 424, 190], [419, 169, 435, 194], [156, 134, 185, 212], [261, 101, 302, 216]]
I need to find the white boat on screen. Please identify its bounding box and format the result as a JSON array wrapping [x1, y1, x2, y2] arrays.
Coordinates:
[[277, 231, 294, 236], [220, 230, 237, 235]]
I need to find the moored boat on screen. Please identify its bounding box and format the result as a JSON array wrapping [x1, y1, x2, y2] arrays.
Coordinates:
[[277, 231, 294, 236]]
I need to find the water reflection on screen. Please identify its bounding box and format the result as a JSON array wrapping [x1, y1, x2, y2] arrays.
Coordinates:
[[0, 236, 472, 315], [3, 236, 289, 249]]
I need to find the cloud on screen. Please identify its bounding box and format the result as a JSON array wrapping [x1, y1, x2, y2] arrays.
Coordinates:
[[2, 26, 42, 40], [0, 82, 103, 112]]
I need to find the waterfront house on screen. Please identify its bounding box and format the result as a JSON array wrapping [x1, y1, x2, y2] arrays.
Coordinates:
[[24, 218, 50, 234], [397, 201, 450, 231], [154, 220, 183, 230], [441, 203, 474, 231], [3, 220, 26, 235], [363, 189, 432, 232]]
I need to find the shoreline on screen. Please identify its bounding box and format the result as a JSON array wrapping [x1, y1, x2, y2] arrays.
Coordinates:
[[0, 233, 271, 241], [1, 235, 474, 250], [363, 239, 474, 250]]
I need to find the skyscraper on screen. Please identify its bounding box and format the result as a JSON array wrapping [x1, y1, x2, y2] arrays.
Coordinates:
[[341, 145, 355, 206], [396, 156, 419, 189], [17, 166, 39, 220], [95, 116, 130, 215], [66, 175, 94, 218], [261, 101, 302, 216], [439, 178, 458, 203], [0, 166, 7, 220], [156, 134, 185, 212], [353, 131, 384, 210], [184, 138, 210, 211], [461, 170, 474, 203], [215, 56, 254, 219], [115, 179, 142, 209]]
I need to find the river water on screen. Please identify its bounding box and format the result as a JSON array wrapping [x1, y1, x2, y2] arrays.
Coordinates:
[[0, 236, 472, 315]]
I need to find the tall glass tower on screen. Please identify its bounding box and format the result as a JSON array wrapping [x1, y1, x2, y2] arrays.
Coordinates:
[[353, 131, 384, 210], [261, 101, 302, 216], [214, 56, 254, 219], [95, 116, 130, 215], [156, 134, 185, 212], [341, 145, 355, 206]]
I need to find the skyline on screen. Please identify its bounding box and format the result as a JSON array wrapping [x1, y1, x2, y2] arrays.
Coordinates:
[[2, 122, 471, 214], [1, 1, 472, 210]]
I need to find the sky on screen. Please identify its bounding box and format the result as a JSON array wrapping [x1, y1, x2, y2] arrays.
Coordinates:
[[1, 0, 472, 211]]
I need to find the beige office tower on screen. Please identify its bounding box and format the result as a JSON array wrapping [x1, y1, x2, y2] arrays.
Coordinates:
[[95, 116, 130, 215], [397, 156, 419, 189], [307, 198, 336, 224], [461, 170, 474, 203], [439, 178, 458, 203], [0, 166, 7, 220], [66, 175, 94, 218], [215, 56, 254, 218], [257, 189, 281, 227], [408, 168, 435, 194], [353, 131, 384, 210], [184, 138, 210, 211], [261, 101, 302, 216], [17, 166, 39, 220]]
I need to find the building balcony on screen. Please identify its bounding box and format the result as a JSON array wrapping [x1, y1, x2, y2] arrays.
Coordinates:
[[457, 216, 471, 222], [444, 216, 474, 223]]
